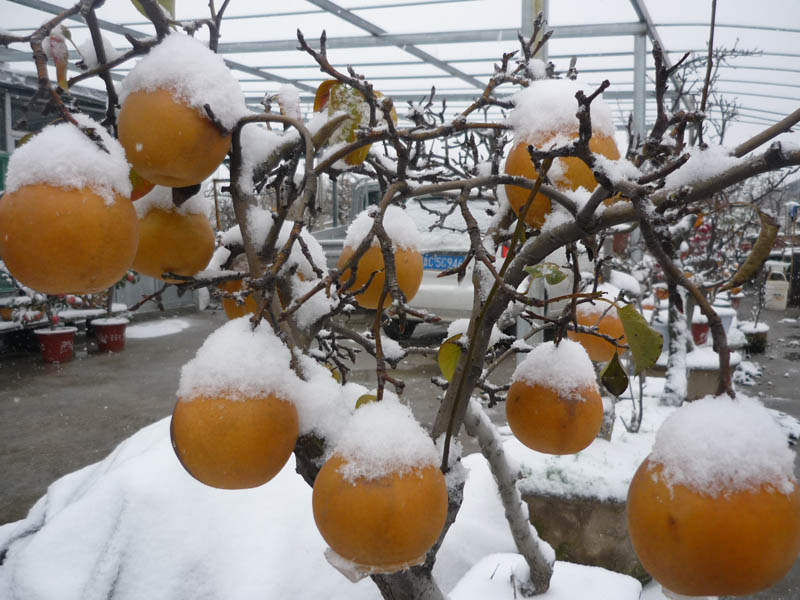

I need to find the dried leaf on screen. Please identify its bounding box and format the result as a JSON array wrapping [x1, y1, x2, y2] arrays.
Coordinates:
[[600, 352, 629, 397], [721, 209, 780, 291], [437, 333, 462, 381], [618, 303, 663, 374]]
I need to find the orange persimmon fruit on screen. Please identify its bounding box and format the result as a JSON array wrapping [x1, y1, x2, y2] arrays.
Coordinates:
[[0, 184, 138, 294], [118, 88, 231, 188], [627, 458, 800, 596], [312, 454, 448, 570], [567, 305, 626, 363], [337, 245, 422, 310], [504, 133, 621, 228], [506, 378, 603, 455], [132, 208, 215, 282], [171, 391, 298, 489], [219, 279, 258, 319]]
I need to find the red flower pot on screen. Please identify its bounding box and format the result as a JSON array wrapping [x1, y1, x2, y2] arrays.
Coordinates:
[[92, 317, 128, 352], [34, 327, 78, 363], [691, 322, 709, 345]]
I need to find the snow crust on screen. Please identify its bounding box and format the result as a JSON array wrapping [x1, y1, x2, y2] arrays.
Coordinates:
[[648, 394, 797, 496], [177, 318, 298, 403], [507, 79, 616, 144], [331, 397, 439, 481], [664, 145, 741, 189], [239, 124, 284, 192], [511, 339, 598, 399], [119, 34, 248, 130], [343, 205, 421, 251], [608, 270, 641, 297], [449, 553, 641, 600], [447, 318, 503, 347], [292, 277, 335, 330], [292, 354, 359, 442], [5, 114, 131, 204], [276, 84, 301, 120], [134, 184, 209, 218], [77, 35, 123, 68]]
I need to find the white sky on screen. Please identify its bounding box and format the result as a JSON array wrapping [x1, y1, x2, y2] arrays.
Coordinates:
[[1, 0, 798, 149]]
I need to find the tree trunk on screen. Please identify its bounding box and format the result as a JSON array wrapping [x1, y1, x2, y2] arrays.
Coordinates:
[[463, 399, 554, 594]]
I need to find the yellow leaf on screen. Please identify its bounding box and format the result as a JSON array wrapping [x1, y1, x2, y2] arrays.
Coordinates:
[[437, 333, 463, 381]]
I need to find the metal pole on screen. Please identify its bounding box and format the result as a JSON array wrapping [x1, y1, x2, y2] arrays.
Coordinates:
[[332, 179, 338, 228], [4, 92, 13, 153], [521, 0, 549, 61], [633, 32, 647, 140]]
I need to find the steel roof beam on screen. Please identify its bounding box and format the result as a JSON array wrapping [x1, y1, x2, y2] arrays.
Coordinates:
[[302, 0, 483, 88], [5, 0, 313, 91], [215, 22, 647, 55]]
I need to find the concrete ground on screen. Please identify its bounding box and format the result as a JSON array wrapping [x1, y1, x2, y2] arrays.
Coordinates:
[[1, 299, 800, 598]]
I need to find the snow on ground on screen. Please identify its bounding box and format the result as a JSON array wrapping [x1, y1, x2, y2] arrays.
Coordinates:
[[513, 394, 672, 502], [449, 554, 640, 600], [0, 419, 642, 600], [125, 318, 191, 339]]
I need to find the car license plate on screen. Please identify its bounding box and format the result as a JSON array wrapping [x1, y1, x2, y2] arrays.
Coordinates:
[[423, 254, 465, 271]]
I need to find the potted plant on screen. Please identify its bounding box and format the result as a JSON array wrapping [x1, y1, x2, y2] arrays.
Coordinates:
[[89, 271, 135, 352], [34, 304, 78, 364]]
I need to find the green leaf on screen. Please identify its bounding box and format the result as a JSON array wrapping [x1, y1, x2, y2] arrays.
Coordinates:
[[524, 262, 567, 286], [618, 303, 663, 374], [355, 394, 377, 409], [437, 333, 462, 381], [131, 0, 176, 20], [600, 352, 629, 397]]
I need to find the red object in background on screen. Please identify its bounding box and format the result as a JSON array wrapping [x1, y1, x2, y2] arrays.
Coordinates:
[[92, 319, 128, 352], [501, 244, 509, 258], [34, 327, 77, 363], [613, 232, 629, 255], [691, 322, 709, 345]]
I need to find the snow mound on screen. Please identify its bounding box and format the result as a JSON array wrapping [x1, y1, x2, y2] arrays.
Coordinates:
[[648, 394, 797, 496], [0, 417, 588, 599], [5, 114, 131, 204], [507, 78, 616, 143], [332, 397, 439, 481], [448, 553, 641, 600], [177, 318, 299, 403], [343, 205, 421, 251], [134, 184, 210, 218], [512, 339, 598, 398], [119, 33, 248, 130]]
